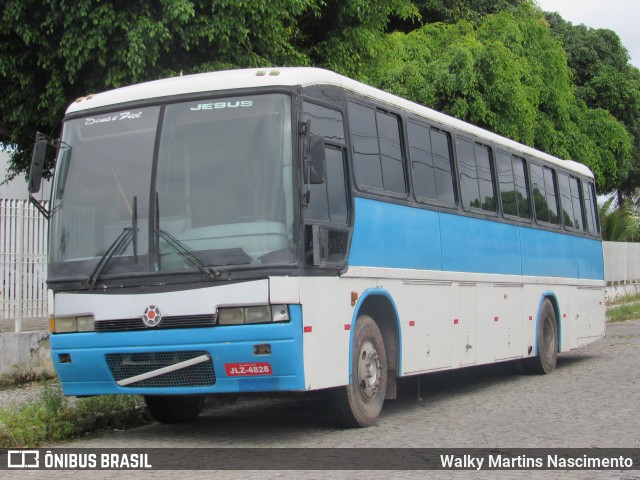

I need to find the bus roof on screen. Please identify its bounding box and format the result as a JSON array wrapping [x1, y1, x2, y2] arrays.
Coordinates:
[[67, 67, 594, 179]]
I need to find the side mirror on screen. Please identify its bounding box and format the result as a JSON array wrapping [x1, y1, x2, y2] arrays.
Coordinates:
[[28, 132, 48, 194], [307, 134, 326, 184]]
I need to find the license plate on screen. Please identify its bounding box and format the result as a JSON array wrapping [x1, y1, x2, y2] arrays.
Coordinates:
[[224, 362, 272, 376]]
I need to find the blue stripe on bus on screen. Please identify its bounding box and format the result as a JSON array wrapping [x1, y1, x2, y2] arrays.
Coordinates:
[[50, 305, 305, 396], [349, 197, 604, 280]]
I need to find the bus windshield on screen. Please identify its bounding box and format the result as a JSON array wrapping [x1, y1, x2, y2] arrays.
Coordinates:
[[49, 93, 294, 282]]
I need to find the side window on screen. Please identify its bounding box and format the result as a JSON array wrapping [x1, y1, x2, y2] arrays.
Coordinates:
[[303, 102, 345, 142], [349, 102, 407, 194], [582, 180, 600, 235], [531, 164, 559, 225], [457, 138, 496, 212], [569, 177, 584, 231], [303, 102, 349, 225], [497, 152, 530, 219], [543, 167, 559, 224], [407, 121, 456, 205], [558, 172, 584, 230], [376, 111, 406, 193], [349, 103, 382, 189]]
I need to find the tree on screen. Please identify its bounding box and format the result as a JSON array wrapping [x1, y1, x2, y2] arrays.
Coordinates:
[[0, 0, 317, 177], [1, 0, 638, 197], [342, 4, 631, 192], [1, 0, 419, 179], [545, 12, 640, 200], [599, 197, 640, 242]]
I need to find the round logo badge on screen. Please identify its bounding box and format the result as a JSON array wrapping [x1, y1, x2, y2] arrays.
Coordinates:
[[142, 305, 162, 327]]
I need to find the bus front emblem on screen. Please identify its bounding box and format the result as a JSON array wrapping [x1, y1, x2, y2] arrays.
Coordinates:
[[142, 305, 162, 327]]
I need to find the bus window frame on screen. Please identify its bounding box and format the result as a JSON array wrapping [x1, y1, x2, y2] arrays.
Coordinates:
[[528, 161, 562, 230], [455, 134, 499, 218], [346, 97, 410, 201]]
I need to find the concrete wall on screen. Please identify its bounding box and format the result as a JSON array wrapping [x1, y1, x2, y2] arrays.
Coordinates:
[[605, 283, 640, 304], [0, 331, 54, 384]]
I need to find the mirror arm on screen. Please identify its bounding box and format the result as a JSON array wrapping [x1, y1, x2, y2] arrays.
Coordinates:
[[29, 195, 50, 220]]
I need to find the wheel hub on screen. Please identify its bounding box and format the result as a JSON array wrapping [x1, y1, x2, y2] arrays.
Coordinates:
[[357, 340, 381, 402]]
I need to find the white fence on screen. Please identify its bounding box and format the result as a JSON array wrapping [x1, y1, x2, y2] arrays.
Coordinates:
[[603, 241, 640, 285], [0, 199, 48, 331]]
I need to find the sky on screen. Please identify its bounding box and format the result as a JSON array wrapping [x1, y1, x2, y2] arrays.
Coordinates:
[[536, 0, 640, 69], [0, 150, 51, 199]]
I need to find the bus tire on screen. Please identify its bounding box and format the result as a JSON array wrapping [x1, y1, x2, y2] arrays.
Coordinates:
[[144, 395, 205, 423], [330, 315, 387, 427], [525, 299, 558, 374]]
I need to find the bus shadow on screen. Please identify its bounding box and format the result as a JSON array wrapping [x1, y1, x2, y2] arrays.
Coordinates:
[[386, 353, 597, 414], [132, 353, 599, 441]]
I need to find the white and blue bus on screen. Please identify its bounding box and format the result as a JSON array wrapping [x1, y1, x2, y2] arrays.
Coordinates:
[[29, 68, 605, 427]]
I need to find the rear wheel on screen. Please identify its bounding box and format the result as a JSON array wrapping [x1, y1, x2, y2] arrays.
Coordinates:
[[524, 299, 558, 374], [330, 315, 387, 427], [144, 395, 205, 423]]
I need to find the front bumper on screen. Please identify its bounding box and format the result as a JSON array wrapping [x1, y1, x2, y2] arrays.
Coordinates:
[[50, 305, 305, 396]]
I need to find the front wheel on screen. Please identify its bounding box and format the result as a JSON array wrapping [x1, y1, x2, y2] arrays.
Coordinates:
[[144, 395, 205, 423], [524, 299, 558, 374], [330, 315, 387, 427]]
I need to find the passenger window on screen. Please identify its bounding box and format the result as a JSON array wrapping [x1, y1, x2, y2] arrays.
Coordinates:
[[349, 102, 407, 194], [569, 177, 584, 231], [457, 138, 496, 212], [582, 180, 600, 235], [543, 168, 559, 224], [350, 103, 382, 189], [408, 122, 455, 205], [497, 152, 530, 219], [558, 173, 584, 230], [303, 102, 345, 143], [376, 111, 406, 194], [531, 164, 559, 224]]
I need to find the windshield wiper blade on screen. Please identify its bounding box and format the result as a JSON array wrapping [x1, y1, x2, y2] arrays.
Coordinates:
[[88, 196, 138, 286], [88, 227, 133, 286], [157, 229, 221, 279]]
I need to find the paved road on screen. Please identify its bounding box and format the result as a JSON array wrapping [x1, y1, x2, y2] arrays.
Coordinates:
[[9, 320, 640, 480]]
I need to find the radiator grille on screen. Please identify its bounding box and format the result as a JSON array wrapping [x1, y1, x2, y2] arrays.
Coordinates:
[[95, 314, 217, 332], [106, 350, 216, 388]]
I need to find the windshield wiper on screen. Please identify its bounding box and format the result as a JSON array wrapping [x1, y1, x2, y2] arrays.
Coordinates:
[[157, 229, 221, 279], [88, 196, 138, 286], [88, 227, 132, 286], [154, 193, 220, 279]]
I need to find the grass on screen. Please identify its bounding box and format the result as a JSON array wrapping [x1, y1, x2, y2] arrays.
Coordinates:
[[607, 302, 640, 323], [0, 382, 151, 448], [606, 292, 640, 306]]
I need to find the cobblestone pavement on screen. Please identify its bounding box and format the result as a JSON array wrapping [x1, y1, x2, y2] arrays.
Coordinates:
[[7, 320, 640, 480]]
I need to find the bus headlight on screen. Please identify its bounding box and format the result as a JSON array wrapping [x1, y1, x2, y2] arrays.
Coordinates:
[[217, 305, 290, 325], [52, 315, 95, 333], [76, 315, 95, 332], [218, 308, 245, 325], [245, 306, 271, 323]]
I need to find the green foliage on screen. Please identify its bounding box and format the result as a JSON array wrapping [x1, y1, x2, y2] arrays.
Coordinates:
[[546, 12, 640, 198], [410, 0, 528, 25], [0, 382, 150, 447], [346, 4, 631, 192], [0, 0, 318, 177], [599, 197, 640, 242], [1, 0, 639, 197]]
